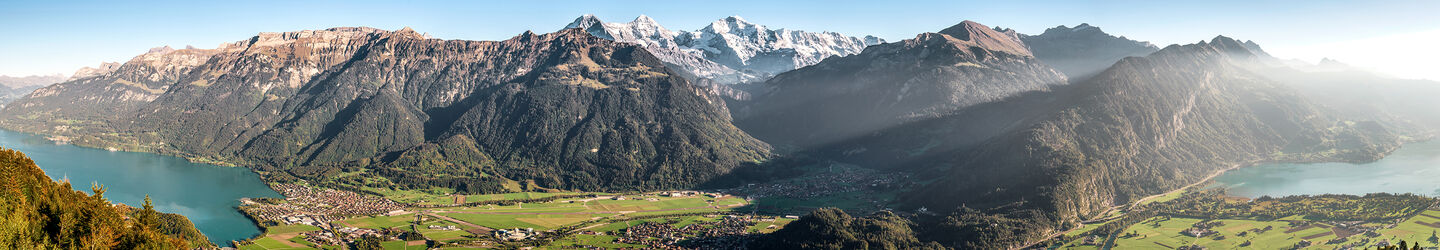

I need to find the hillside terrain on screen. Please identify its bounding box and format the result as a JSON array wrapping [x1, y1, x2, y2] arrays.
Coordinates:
[[736, 21, 1068, 148], [0, 27, 771, 193], [0, 148, 212, 249], [755, 35, 1405, 249], [3, 17, 1437, 250]]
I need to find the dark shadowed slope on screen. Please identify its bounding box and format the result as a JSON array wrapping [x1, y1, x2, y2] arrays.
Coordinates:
[[775, 36, 1402, 249], [735, 20, 1067, 149]]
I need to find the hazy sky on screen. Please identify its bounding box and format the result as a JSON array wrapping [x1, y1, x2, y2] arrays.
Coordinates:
[[3, 0, 1438, 80]]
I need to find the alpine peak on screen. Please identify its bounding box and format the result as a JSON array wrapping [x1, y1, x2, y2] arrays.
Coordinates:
[[937, 20, 1032, 57], [633, 14, 657, 24]]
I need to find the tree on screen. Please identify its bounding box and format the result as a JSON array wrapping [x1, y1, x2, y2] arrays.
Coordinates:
[[352, 235, 383, 250], [137, 195, 159, 229]]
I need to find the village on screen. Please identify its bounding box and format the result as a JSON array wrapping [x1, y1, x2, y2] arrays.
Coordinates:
[[234, 182, 793, 250]]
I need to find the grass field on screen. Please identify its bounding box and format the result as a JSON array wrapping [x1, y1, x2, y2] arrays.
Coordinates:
[[341, 215, 415, 229], [366, 186, 456, 204], [239, 192, 761, 249], [1379, 210, 1440, 242], [266, 224, 321, 234], [749, 218, 796, 233], [239, 236, 315, 250], [441, 212, 609, 230], [1060, 212, 1440, 249], [1136, 188, 1188, 206], [465, 192, 598, 202], [1100, 217, 1336, 249], [546, 234, 647, 249]]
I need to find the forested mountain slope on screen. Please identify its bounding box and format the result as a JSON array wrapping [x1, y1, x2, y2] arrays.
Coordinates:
[[0, 27, 771, 193], [0, 148, 211, 249]]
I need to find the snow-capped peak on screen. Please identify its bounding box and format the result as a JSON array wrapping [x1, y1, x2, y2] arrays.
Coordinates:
[[565, 14, 603, 29], [704, 16, 764, 34], [560, 14, 884, 84], [633, 15, 658, 25]]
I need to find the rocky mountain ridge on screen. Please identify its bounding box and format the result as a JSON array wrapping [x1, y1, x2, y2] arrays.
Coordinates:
[[0, 27, 771, 192], [808, 35, 1401, 249], [564, 14, 884, 84], [735, 20, 1067, 148], [1018, 23, 1159, 81]]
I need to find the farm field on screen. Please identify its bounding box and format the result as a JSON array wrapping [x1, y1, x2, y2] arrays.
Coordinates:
[[236, 191, 772, 249], [1057, 208, 1440, 249]]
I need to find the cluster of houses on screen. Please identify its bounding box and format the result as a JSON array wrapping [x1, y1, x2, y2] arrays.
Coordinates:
[[427, 224, 459, 231], [240, 184, 406, 230], [298, 231, 339, 246], [1180, 227, 1217, 237], [658, 191, 723, 198], [290, 227, 390, 247], [608, 191, 727, 202], [494, 228, 538, 241], [337, 227, 384, 238], [272, 183, 404, 215], [611, 216, 760, 249]]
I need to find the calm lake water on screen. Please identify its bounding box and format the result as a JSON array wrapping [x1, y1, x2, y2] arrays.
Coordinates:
[[0, 129, 281, 246], [1214, 140, 1440, 198]]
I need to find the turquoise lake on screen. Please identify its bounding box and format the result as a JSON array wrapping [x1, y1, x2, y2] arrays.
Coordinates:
[[0, 129, 281, 246], [1213, 140, 1440, 198]]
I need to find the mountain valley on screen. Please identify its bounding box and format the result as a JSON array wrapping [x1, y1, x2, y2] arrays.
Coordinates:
[[2, 7, 1439, 250]]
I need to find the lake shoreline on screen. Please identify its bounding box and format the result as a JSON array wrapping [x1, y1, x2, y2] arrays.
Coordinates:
[[1214, 139, 1440, 199], [0, 128, 284, 246]]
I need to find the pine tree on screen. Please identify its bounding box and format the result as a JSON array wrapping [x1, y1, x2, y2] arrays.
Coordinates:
[[137, 195, 159, 229]]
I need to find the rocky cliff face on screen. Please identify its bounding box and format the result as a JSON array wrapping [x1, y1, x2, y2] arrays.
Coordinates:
[[69, 62, 122, 80], [564, 15, 884, 85], [3, 46, 220, 134], [0, 27, 770, 192], [735, 20, 1068, 148], [1019, 23, 1159, 82]]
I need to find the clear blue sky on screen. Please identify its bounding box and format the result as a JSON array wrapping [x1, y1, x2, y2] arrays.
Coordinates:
[[3, 0, 1439, 79]]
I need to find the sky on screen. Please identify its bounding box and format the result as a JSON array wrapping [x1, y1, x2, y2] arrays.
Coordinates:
[[2, 0, 1438, 80]]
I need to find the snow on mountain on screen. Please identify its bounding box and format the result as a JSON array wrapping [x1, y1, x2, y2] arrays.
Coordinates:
[[563, 15, 884, 84]]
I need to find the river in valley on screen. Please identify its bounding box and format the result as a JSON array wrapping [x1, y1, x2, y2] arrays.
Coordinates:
[[1213, 140, 1440, 198], [0, 129, 281, 246]]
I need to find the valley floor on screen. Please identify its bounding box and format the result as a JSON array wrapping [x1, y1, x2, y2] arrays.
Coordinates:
[[1048, 189, 1440, 250], [234, 187, 791, 249]]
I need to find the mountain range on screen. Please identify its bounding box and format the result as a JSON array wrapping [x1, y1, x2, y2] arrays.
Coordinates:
[[741, 24, 1419, 248], [736, 20, 1067, 148], [564, 15, 883, 85], [1018, 23, 1159, 82], [0, 27, 770, 193], [2, 16, 1438, 250], [0, 74, 66, 105]]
